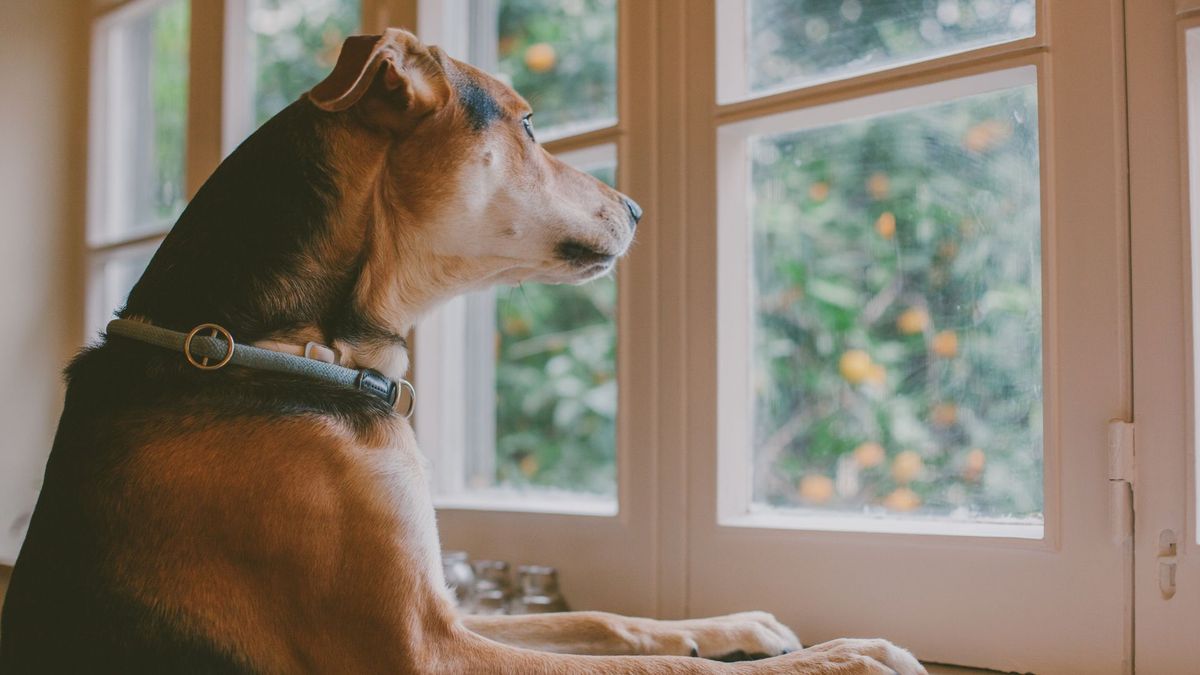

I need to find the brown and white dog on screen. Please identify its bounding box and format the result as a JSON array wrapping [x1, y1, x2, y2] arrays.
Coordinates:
[[0, 29, 924, 674]]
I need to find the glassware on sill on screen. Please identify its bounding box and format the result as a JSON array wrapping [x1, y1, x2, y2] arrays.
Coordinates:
[[441, 550, 475, 607], [472, 589, 510, 615], [471, 559, 514, 613], [510, 565, 569, 614]]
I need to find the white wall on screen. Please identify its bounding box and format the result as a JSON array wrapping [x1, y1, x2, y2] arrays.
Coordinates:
[[0, 0, 89, 579]]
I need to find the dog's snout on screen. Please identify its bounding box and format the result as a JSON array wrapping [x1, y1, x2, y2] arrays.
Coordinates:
[[622, 196, 643, 226]]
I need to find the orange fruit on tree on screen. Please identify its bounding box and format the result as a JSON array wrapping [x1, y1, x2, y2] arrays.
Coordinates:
[[896, 307, 929, 334], [799, 474, 835, 504], [853, 442, 886, 469], [891, 450, 923, 484], [931, 403, 958, 427], [867, 172, 890, 200], [932, 330, 959, 358], [883, 487, 921, 512], [838, 349, 872, 384], [865, 363, 887, 386], [962, 448, 987, 481], [875, 211, 896, 239], [808, 181, 830, 202], [519, 454, 539, 477], [524, 42, 557, 73]]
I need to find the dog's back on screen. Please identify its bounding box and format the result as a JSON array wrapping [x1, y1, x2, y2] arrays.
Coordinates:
[[2, 365, 238, 672], [0, 99, 384, 673]]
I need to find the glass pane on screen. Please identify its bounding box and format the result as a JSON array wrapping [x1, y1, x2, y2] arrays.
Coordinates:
[[95, 0, 189, 243], [746, 79, 1042, 524], [471, 0, 617, 139], [492, 147, 618, 497], [247, 0, 360, 127], [728, 0, 1036, 100], [89, 244, 157, 340]]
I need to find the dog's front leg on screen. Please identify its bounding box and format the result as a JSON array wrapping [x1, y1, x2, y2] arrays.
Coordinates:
[[461, 610, 801, 660], [442, 625, 924, 674]]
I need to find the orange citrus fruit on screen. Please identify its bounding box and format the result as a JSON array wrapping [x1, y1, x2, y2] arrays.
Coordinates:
[[891, 450, 923, 484], [799, 474, 835, 504], [519, 455, 539, 477], [883, 487, 922, 512], [932, 403, 958, 427], [896, 307, 929, 334], [524, 43, 557, 73], [867, 172, 891, 200], [932, 330, 959, 358], [853, 442, 886, 469], [876, 211, 896, 239], [839, 350, 872, 384], [865, 363, 887, 386], [808, 181, 830, 202]]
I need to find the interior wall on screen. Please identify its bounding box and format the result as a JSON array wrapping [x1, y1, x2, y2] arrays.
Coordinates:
[[0, 0, 89, 580]]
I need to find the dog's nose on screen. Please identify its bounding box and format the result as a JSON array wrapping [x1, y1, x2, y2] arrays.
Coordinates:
[[622, 196, 643, 226]]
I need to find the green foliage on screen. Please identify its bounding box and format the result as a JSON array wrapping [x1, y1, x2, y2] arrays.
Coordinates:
[[751, 85, 1043, 519], [747, 0, 1035, 93], [150, 0, 189, 222], [249, 0, 361, 126], [494, 165, 617, 496], [495, 0, 617, 135]]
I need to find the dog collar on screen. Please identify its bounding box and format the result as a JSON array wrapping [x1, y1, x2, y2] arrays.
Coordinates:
[[105, 319, 415, 418]]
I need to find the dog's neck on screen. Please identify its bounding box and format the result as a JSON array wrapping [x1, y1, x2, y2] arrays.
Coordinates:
[[121, 101, 485, 384]]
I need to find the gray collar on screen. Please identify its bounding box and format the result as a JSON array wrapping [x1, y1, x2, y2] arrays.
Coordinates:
[[105, 319, 415, 418]]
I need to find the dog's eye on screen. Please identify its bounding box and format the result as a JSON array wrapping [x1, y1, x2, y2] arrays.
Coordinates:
[[521, 115, 536, 142]]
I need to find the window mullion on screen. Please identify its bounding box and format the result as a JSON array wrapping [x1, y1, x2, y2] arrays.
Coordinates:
[[185, 0, 227, 199]]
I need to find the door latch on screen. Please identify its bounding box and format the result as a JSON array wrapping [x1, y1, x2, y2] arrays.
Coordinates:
[[1158, 529, 1177, 599]]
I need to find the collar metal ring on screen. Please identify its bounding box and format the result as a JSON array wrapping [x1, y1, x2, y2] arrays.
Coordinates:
[[397, 379, 416, 419], [184, 323, 235, 371]]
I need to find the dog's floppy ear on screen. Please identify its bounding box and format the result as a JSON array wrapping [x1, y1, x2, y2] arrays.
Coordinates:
[[308, 28, 447, 115]]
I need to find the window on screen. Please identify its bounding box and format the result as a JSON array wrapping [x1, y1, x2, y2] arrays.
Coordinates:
[[720, 0, 1036, 101], [416, 0, 621, 510], [86, 0, 359, 339], [720, 68, 1044, 536], [87, 0, 189, 336], [693, 1, 1135, 671], [224, 0, 361, 149]]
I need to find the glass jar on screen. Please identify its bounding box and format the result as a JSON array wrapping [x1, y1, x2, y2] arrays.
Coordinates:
[[510, 565, 569, 614], [441, 550, 475, 607], [470, 559, 513, 614]]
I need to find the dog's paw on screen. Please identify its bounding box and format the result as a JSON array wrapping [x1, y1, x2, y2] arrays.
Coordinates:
[[801, 638, 926, 675], [656, 611, 800, 660]]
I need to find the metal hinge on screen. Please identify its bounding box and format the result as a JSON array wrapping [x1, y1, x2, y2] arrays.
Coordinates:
[[1108, 420, 1135, 543]]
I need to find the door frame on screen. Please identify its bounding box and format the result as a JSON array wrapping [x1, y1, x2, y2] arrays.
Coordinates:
[[1128, 1, 1200, 671]]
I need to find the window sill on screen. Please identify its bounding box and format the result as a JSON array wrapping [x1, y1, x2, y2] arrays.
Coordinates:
[[435, 490, 617, 517]]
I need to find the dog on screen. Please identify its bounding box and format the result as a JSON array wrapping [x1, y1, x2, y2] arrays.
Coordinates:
[[0, 29, 924, 674]]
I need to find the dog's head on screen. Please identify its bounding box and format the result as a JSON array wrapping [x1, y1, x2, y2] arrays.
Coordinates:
[[309, 28, 641, 287]]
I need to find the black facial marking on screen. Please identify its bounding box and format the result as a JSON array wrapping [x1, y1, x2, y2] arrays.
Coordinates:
[[456, 78, 504, 131]]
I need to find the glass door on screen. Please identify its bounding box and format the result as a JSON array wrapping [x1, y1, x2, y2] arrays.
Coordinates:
[[1128, 2, 1200, 671], [683, 2, 1131, 671]]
